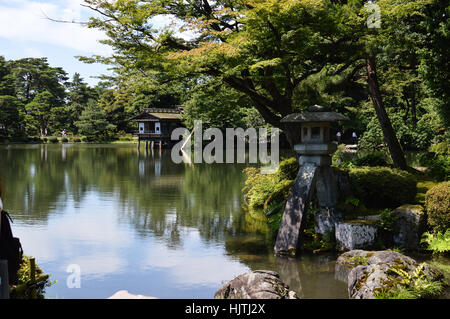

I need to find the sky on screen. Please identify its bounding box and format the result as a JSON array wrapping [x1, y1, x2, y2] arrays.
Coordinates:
[[0, 0, 115, 87]]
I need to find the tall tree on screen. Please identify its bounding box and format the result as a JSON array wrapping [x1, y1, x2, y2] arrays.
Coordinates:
[[25, 90, 55, 136], [418, 0, 450, 128], [75, 99, 116, 139], [81, 0, 359, 146], [10, 57, 67, 105], [81, 0, 438, 169], [66, 72, 96, 132], [0, 56, 22, 136]]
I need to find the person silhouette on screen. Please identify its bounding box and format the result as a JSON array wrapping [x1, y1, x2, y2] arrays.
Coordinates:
[[352, 131, 358, 145], [336, 131, 342, 144]]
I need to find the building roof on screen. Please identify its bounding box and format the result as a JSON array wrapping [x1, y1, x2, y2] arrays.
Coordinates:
[[131, 107, 183, 121], [281, 104, 349, 123]]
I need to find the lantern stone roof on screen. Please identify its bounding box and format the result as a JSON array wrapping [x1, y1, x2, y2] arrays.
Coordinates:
[[280, 105, 349, 123]]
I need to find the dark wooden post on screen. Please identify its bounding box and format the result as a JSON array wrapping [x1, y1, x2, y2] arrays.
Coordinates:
[[30, 257, 36, 299], [0, 259, 9, 299]]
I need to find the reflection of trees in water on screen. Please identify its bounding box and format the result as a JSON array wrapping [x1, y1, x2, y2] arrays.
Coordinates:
[[0, 145, 251, 248]]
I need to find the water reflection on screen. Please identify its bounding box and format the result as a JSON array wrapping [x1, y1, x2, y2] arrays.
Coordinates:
[[0, 144, 348, 298]]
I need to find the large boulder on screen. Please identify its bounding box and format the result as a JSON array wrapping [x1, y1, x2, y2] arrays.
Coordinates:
[[214, 270, 298, 299], [335, 220, 378, 251], [336, 250, 445, 299], [392, 205, 426, 250]]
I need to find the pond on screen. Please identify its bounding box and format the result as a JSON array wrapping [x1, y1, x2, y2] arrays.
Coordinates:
[[0, 144, 447, 299], [0, 143, 348, 299]]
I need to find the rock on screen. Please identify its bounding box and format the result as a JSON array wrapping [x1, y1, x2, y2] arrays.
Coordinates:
[[275, 163, 318, 256], [214, 270, 298, 299], [392, 205, 426, 250], [314, 207, 343, 236], [108, 290, 157, 299], [335, 220, 378, 251], [336, 250, 445, 299]]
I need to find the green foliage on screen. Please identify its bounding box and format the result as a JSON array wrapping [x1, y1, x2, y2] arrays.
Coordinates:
[[264, 200, 286, 239], [48, 136, 58, 144], [349, 255, 368, 266], [182, 78, 252, 130], [243, 157, 298, 210], [421, 230, 450, 254], [375, 262, 445, 299], [10, 255, 55, 299], [75, 100, 116, 141], [349, 166, 417, 208], [352, 152, 389, 167], [387, 247, 405, 254], [427, 156, 450, 182], [345, 196, 360, 207], [242, 167, 278, 209], [276, 157, 298, 181], [425, 182, 450, 231], [377, 209, 397, 232], [429, 141, 449, 156], [263, 179, 293, 211], [332, 144, 348, 167]]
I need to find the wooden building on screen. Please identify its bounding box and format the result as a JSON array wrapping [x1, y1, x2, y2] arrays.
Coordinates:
[[131, 107, 184, 149]]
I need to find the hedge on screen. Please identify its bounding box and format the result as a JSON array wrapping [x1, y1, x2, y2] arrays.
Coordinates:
[[349, 166, 417, 208], [425, 182, 450, 232]]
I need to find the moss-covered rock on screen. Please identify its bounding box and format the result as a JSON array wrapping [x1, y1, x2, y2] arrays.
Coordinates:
[[336, 250, 446, 299]]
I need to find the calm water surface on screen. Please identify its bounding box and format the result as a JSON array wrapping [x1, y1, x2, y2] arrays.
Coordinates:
[[0, 143, 348, 298]]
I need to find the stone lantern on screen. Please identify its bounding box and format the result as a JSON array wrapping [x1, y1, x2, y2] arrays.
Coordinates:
[[281, 104, 349, 166], [274, 105, 349, 256]]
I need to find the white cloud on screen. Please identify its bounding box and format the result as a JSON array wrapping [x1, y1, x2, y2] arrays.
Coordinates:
[[0, 0, 112, 55]]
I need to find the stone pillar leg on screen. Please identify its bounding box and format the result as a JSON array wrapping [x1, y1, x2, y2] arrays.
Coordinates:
[[274, 163, 318, 256]]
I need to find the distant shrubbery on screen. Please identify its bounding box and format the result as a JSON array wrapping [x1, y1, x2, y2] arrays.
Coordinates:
[[48, 136, 58, 143], [333, 148, 389, 169], [351, 152, 388, 167]]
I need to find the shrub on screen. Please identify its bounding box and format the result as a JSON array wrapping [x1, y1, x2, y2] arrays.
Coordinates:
[[73, 137, 81, 143], [61, 137, 69, 143], [427, 156, 450, 182], [377, 209, 397, 232], [48, 136, 58, 143], [352, 152, 389, 167], [242, 167, 278, 209], [349, 166, 417, 208], [243, 158, 298, 210], [425, 182, 450, 232], [421, 230, 450, 254], [276, 157, 298, 181], [263, 179, 294, 210], [9, 255, 55, 299]]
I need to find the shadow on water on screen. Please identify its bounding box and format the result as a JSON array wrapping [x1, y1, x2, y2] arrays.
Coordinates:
[[0, 143, 348, 298]]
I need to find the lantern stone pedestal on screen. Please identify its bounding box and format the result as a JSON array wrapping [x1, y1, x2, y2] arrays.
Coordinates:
[[274, 105, 349, 256]]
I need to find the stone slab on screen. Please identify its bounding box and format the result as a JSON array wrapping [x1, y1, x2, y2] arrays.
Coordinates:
[[335, 221, 378, 251], [274, 163, 318, 256]]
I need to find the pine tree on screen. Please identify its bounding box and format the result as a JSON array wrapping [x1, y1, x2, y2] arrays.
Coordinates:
[[75, 100, 116, 140]]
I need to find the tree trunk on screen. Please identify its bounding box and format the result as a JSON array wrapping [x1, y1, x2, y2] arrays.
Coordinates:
[[366, 56, 407, 170]]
